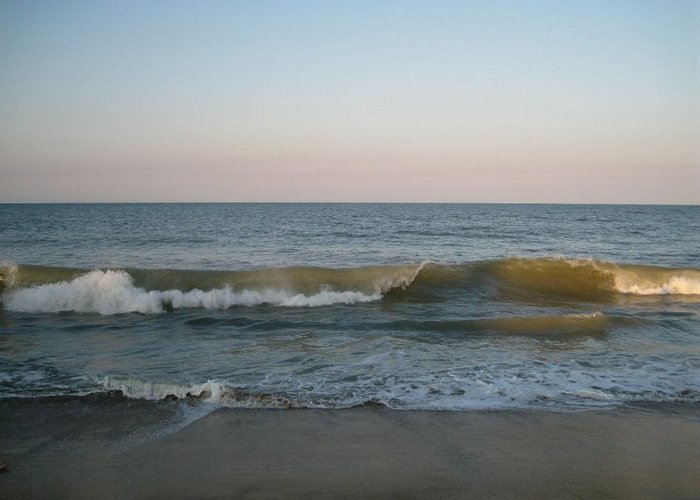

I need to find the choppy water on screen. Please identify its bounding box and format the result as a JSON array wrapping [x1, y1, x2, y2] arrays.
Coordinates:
[[1, 203, 699, 410]]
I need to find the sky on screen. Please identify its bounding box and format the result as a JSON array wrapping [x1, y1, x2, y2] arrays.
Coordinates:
[[1, 0, 698, 203]]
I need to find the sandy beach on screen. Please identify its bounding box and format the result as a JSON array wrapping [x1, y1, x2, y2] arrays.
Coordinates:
[[1, 402, 699, 499]]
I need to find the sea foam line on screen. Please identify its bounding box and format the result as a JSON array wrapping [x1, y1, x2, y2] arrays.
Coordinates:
[[3, 270, 381, 315]]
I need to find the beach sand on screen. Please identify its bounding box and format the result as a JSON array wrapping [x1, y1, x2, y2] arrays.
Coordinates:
[[1, 402, 699, 499]]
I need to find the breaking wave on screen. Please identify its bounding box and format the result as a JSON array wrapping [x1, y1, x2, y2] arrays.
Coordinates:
[[95, 373, 700, 410], [99, 377, 320, 409], [1, 258, 699, 314], [1, 269, 383, 314], [479, 258, 700, 300]]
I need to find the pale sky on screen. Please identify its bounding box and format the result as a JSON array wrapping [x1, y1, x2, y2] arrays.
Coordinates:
[[1, 0, 698, 203]]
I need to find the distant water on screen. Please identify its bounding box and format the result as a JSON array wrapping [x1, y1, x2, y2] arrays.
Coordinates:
[[1, 203, 699, 411]]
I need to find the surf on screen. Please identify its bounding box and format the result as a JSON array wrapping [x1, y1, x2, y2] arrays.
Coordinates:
[[480, 258, 700, 299], [1, 258, 699, 315], [0, 269, 388, 314]]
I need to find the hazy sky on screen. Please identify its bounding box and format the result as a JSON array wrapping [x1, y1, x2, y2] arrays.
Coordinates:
[[1, 0, 698, 203]]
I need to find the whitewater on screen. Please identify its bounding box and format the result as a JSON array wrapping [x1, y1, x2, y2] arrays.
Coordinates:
[[1, 203, 699, 411]]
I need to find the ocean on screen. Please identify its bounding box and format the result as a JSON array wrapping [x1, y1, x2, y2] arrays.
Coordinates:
[[1, 203, 699, 414]]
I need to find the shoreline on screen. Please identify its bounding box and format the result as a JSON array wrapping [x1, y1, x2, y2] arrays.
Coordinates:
[[1, 403, 699, 499]]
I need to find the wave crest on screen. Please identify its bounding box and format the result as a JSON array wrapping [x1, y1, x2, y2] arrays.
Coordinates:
[[2, 258, 699, 315], [3, 270, 382, 314], [480, 258, 700, 300]]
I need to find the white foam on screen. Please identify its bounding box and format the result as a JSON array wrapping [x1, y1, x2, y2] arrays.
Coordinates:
[[0, 263, 17, 288], [97, 357, 700, 410], [4, 270, 381, 315], [614, 275, 700, 295], [99, 377, 308, 408], [101, 377, 228, 403]]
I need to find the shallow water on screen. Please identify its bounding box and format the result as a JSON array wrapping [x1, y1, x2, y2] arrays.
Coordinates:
[[1, 203, 699, 410]]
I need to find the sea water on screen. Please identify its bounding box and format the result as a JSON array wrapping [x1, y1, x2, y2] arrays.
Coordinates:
[[1, 203, 699, 410]]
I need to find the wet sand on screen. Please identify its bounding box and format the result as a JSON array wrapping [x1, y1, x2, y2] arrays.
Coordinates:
[[1, 403, 699, 499]]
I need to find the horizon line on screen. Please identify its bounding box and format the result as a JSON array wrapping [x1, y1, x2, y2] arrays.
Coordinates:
[[1, 201, 698, 207]]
